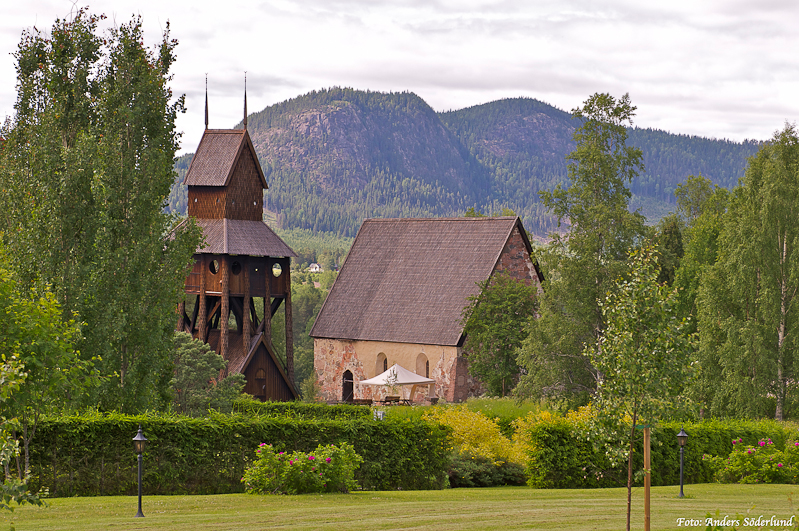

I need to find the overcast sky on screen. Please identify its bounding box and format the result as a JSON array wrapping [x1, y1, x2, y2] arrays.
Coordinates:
[[3, 0, 798, 154]]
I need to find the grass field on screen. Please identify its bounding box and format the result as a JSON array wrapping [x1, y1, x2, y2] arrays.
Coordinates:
[[3, 484, 798, 531]]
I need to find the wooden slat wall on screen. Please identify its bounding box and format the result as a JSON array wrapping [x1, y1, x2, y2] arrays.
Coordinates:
[[224, 144, 263, 221], [243, 343, 295, 401], [188, 186, 227, 218]]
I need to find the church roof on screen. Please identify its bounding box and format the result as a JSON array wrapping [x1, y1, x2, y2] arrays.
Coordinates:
[[193, 218, 297, 257], [183, 129, 267, 188], [310, 217, 533, 346]]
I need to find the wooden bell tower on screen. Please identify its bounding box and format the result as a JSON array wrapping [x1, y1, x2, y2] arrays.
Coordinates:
[[176, 82, 298, 400]]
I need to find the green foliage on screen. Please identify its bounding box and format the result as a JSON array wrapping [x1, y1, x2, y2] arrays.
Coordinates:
[[0, 356, 45, 517], [446, 454, 526, 488], [243, 442, 363, 494], [232, 397, 372, 420], [0, 9, 201, 412], [26, 411, 450, 496], [513, 407, 795, 489], [0, 247, 94, 483], [518, 93, 649, 402], [514, 409, 615, 489], [697, 124, 799, 420], [704, 437, 799, 485], [171, 333, 245, 416], [462, 273, 538, 396]]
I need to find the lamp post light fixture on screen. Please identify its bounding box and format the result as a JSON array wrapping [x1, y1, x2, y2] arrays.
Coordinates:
[[677, 427, 688, 498], [133, 425, 148, 518]]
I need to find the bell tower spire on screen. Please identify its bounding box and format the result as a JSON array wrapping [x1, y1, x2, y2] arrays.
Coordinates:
[[204, 74, 209, 130], [243, 72, 248, 130]]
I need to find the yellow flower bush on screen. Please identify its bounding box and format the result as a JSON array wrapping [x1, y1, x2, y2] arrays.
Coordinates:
[[424, 405, 522, 465]]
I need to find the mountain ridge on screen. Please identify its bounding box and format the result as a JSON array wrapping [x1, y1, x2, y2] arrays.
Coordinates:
[[168, 88, 762, 238]]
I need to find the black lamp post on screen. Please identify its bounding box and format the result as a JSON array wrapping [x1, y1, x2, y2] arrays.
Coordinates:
[[133, 425, 148, 518], [677, 427, 688, 498]]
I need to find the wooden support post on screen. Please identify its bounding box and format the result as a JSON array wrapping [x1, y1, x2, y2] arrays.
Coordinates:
[[263, 266, 272, 344], [285, 267, 294, 384], [198, 267, 207, 341], [644, 427, 651, 531], [243, 261, 251, 351], [220, 259, 230, 366]]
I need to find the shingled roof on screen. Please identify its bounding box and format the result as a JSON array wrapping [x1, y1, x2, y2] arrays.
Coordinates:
[[310, 217, 533, 346], [194, 219, 297, 257], [183, 129, 267, 188]]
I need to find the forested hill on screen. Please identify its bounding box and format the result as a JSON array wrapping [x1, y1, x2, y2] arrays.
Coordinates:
[[169, 88, 762, 237], [248, 88, 489, 235]]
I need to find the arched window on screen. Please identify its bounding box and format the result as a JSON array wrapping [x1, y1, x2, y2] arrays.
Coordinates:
[[416, 353, 429, 378], [376, 353, 388, 375]]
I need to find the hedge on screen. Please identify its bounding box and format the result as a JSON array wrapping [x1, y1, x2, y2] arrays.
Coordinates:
[[27, 410, 450, 497], [232, 398, 373, 421], [520, 416, 797, 489]]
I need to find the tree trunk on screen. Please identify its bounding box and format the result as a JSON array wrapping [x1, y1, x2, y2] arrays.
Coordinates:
[[775, 233, 789, 421]]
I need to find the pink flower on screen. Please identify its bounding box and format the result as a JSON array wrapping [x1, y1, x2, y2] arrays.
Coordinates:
[[326, 457, 332, 463], [759, 441, 766, 447], [289, 460, 294, 465], [747, 450, 753, 455], [732, 440, 737, 445], [778, 463, 784, 467], [309, 456, 315, 461], [738, 438, 743, 443]]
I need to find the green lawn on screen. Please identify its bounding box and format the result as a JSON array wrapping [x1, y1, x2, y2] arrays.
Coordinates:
[[3, 484, 797, 531]]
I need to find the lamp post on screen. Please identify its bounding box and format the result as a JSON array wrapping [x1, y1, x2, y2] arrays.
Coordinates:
[[677, 427, 688, 498], [133, 425, 148, 518]]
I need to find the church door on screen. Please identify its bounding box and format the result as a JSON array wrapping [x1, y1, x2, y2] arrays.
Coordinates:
[[342, 370, 354, 402]]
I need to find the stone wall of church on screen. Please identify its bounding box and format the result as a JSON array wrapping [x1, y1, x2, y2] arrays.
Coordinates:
[[313, 338, 481, 403], [494, 226, 542, 291]]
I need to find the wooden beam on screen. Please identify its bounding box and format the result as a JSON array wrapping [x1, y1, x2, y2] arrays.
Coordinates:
[[221, 258, 230, 366], [197, 259, 208, 341], [285, 269, 294, 385], [263, 267, 272, 344], [270, 297, 283, 317], [243, 261, 251, 349]]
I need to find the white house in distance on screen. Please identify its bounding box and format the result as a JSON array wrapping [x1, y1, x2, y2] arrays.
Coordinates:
[[310, 216, 543, 403]]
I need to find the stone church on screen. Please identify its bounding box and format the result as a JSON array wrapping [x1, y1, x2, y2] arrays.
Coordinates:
[[310, 216, 543, 403]]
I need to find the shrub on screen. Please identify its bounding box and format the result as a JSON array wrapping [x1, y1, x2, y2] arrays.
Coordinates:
[[243, 442, 363, 494], [513, 407, 617, 489], [424, 405, 524, 488], [704, 437, 799, 484], [447, 454, 526, 488], [423, 405, 521, 465]]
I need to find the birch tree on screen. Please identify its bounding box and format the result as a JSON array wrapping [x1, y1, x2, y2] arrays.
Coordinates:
[[698, 124, 799, 420]]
